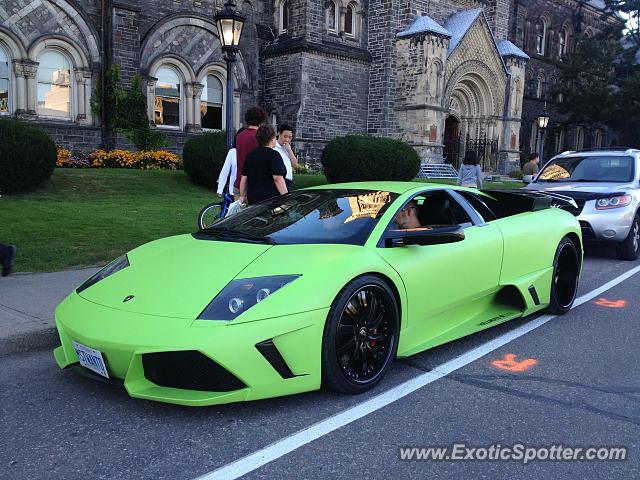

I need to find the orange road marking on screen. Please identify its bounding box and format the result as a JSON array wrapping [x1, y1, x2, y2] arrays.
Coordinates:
[[491, 353, 537, 372], [594, 298, 627, 308]]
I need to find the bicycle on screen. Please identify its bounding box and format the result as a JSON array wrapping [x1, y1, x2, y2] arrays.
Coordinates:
[[198, 191, 234, 230]]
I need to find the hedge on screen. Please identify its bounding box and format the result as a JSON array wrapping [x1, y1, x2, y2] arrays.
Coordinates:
[[0, 118, 56, 193], [182, 131, 227, 188], [321, 135, 420, 183]]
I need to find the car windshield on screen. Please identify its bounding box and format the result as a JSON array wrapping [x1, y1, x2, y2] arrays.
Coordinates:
[[536, 155, 634, 183], [200, 189, 398, 245]]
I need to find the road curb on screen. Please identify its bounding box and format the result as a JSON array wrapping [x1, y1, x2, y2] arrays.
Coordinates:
[[0, 327, 59, 357]]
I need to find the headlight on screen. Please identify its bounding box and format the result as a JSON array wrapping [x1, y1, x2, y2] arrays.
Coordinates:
[[595, 195, 632, 210], [76, 255, 130, 293], [198, 275, 301, 321]]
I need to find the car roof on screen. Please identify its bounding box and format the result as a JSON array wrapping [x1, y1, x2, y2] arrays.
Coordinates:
[[554, 149, 640, 158], [305, 181, 452, 194]]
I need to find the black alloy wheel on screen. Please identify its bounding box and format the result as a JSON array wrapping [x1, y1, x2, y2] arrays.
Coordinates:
[[548, 237, 580, 314], [322, 276, 399, 394]]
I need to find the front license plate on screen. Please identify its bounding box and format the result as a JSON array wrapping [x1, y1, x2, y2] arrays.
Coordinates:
[[72, 341, 109, 379]]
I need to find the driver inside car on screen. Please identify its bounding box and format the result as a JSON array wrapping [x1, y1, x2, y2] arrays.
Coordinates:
[[393, 201, 422, 229]]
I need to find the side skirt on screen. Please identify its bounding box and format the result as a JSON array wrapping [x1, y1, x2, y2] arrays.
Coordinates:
[[397, 286, 529, 358]]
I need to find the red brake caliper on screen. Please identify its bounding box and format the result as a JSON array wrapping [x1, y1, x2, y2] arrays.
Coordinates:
[[370, 328, 377, 347]]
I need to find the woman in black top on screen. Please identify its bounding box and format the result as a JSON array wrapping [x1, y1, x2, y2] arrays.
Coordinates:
[[239, 124, 288, 205]]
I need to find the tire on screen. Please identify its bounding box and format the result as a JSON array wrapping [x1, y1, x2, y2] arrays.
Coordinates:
[[198, 203, 222, 230], [547, 237, 580, 315], [321, 275, 399, 394], [616, 215, 640, 261]]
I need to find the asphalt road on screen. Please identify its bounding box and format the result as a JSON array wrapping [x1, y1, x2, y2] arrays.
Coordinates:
[[1, 245, 638, 480]]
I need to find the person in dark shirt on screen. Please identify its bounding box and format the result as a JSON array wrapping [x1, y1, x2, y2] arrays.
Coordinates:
[[239, 125, 287, 205], [233, 106, 267, 196]]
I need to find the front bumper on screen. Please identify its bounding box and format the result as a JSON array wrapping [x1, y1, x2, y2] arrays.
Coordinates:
[[54, 293, 328, 406], [577, 202, 637, 242]]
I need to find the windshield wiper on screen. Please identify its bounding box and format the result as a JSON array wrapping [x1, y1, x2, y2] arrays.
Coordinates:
[[199, 228, 276, 245]]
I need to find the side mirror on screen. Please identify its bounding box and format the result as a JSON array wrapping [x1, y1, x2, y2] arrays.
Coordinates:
[[522, 174, 534, 184], [384, 226, 465, 247]]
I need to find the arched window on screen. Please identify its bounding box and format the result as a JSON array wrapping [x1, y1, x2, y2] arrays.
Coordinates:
[[594, 129, 603, 148], [345, 3, 356, 36], [575, 127, 584, 150], [536, 75, 545, 99], [327, 1, 338, 32], [279, 0, 289, 34], [530, 121, 539, 153], [201, 74, 224, 130], [0, 47, 9, 115], [536, 19, 546, 55], [559, 28, 567, 57], [154, 66, 181, 127], [555, 129, 565, 153], [37, 50, 72, 119]]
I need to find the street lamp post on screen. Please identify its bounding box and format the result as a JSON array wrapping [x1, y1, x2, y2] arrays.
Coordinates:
[[214, 0, 245, 151], [536, 107, 550, 162]]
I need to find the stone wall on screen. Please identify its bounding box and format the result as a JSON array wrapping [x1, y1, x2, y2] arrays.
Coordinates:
[[367, 0, 399, 136], [41, 122, 102, 152], [112, 3, 141, 85], [296, 51, 370, 164]]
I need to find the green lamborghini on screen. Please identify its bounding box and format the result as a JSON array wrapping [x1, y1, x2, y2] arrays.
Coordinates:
[[54, 182, 582, 406]]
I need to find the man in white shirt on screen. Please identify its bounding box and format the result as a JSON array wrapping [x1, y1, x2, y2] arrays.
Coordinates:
[[216, 128, 245, 197], [273, 124, 298, 189]]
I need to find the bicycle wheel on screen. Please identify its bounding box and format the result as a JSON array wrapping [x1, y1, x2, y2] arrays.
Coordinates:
[[198, 203, 223, 230]]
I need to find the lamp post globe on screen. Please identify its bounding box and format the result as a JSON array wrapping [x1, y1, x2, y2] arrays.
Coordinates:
[[536, 108, 550, 161], [214, 1, 245, 150]]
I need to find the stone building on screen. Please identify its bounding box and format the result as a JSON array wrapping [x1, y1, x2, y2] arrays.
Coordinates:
[[0, 0, 612, 171]]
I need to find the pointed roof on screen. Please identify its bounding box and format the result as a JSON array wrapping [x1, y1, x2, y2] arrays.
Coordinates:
[[444, 8, 482, 55], [397, 15, 451, 38], [497, 40, 530, 60]]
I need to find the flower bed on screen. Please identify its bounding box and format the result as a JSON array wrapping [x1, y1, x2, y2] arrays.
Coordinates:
[[56, 147, 179, 170]]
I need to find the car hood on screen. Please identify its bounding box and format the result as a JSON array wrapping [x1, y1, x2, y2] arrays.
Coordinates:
[[77, 234, 273, 319], [525, 182, 634, 194]]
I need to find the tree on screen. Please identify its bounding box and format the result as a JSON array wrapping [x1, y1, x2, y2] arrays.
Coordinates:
[[604, 1, 640, 47], [602, 2, 640, 145], [118, 75, 167, 151], [554, 28, 622, 126], [91, 62, 122, 129], [555, 8, 640, 147], [91, 65, 166, 151]]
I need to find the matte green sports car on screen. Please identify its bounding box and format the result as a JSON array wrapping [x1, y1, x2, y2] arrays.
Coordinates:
[[54, 182, 582, 406]]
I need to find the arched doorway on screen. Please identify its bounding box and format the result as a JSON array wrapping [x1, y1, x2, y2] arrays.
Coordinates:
[[445, 70, 501, 171], [443, 115, 461, 168]]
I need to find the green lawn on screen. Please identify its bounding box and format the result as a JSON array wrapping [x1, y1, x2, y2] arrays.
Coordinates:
[[0, 169, 521, 273]]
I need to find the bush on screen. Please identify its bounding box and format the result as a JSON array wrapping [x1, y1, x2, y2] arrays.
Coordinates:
[[90, 149, 179, 169], [293, 162, 311, 174], [56, 147, 179, 169], [56, 147, 93, 168], [509, 169, 524, 180], [321, 135, 420, 183], [182, 131, 228, 188], [0, 118, 56, 193]]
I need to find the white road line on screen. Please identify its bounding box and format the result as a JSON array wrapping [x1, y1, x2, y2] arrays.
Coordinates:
[[195, 264, 640, 480]]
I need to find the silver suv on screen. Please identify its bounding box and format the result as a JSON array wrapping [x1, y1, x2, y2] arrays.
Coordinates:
[[524, 149, 640, 260]]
